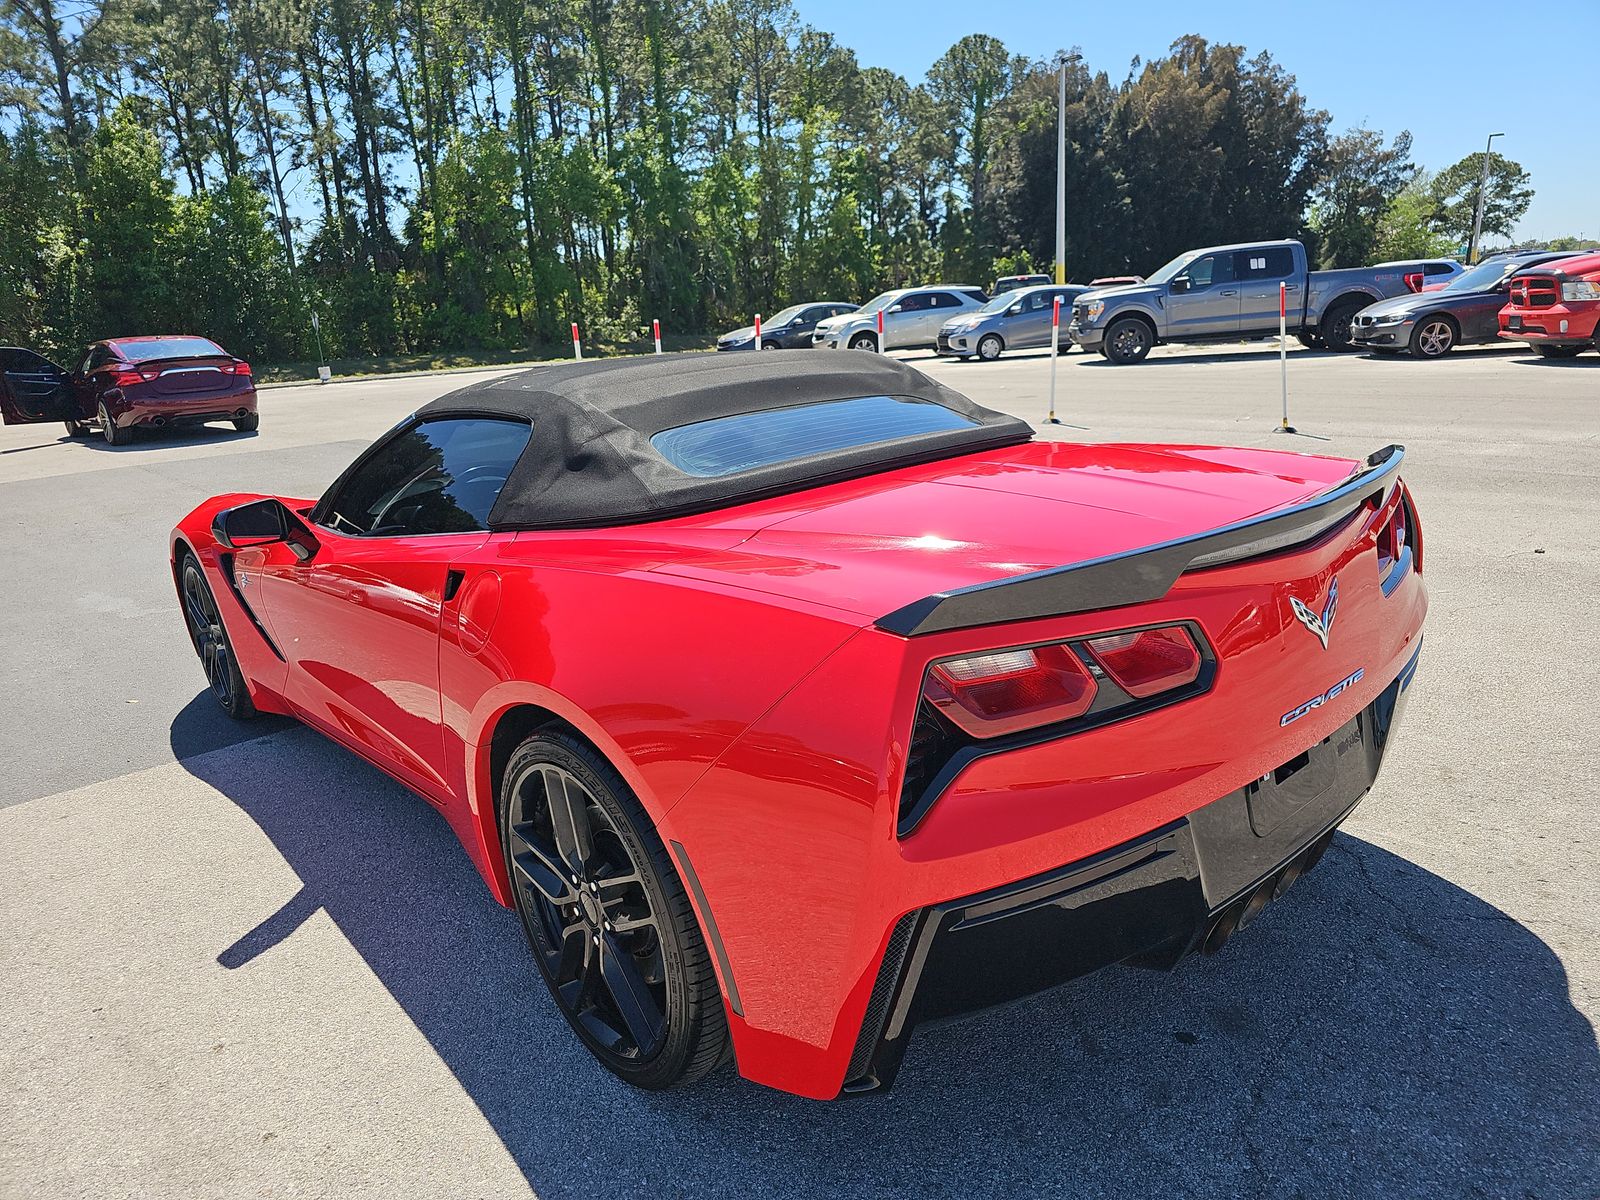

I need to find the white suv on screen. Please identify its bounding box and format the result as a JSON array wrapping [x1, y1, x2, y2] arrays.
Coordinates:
[[812, 286, 989, 351]]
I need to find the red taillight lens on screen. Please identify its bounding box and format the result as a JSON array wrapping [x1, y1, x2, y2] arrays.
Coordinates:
[[111, 370, 143, 387], [224, 360, 252, 376], [926, 643, 1096, 738], [1404, 271, 1424, 293], [1377, 499, 1407, 569], [1083, 625, 1202, 698]]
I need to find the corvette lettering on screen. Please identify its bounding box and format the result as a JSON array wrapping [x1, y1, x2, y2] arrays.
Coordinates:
[[1280, 667, 1365, 727]]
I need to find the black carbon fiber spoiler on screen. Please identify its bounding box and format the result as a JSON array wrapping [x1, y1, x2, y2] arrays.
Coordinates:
[[875, 445, 1405, 637]]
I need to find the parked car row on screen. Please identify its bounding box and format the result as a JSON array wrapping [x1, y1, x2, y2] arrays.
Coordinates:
[[1351, 248, 1600, 359], [0, 336, 259, 443]]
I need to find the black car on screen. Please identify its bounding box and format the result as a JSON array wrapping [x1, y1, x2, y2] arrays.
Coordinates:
[[1351, 251, 1575, 358], [716, 302, 857, 351]]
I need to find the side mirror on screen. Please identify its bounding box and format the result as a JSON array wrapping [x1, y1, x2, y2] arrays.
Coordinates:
[[887, 304, 904, 313], [1007, 304, 1024, 315], [213, 498, 317, 560], [1170, 277, 1191, 294]]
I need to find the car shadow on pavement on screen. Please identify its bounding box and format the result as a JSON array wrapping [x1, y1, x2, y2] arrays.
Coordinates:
[[176, 716, 1600, 1200]]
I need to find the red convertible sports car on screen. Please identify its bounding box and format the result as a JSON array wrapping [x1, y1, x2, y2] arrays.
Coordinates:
[[170, 355, 1426, 1099]]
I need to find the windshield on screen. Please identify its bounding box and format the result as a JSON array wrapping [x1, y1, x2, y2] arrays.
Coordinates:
[[1441, 258, 1520, 293], [766, 304, 808, 326], [977, 291, 1027, 314], [856, 292, 901, 313], [1145, 253, 1197, 286]]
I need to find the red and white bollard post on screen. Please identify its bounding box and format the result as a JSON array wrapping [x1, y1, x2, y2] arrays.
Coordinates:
[[876, 308, 885, 352], [1278, 281, 1296, 434], [571, 322, 582, 361], [1047, 296, 1063, 424], [754, 314, 762, 350], [653, 318, 662, 355]]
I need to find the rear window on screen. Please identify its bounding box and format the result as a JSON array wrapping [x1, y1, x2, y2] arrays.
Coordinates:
[[116, 337, 226, 362], [651, 396, 979, 478]]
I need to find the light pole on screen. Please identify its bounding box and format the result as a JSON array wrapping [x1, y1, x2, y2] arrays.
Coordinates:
[[1468, 132, 1504, 264], [1054, 63, 1066, 284]]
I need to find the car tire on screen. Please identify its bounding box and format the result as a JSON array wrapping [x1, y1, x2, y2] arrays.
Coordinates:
[[1409, 315, 1456, 358], [63, 418, 88, 437], [848, 332, 878, 352], [1103, 318, 1153, 364], [1533, 344, 1584, 359], [179, 554, 258, 720], [500, 730, 730, 1090], [234, 413, 260, 432], [1319, 301, 1363, 352], [99, 401, 130, 446], [1296, 331, 1322, 350], [976, 334, 1003, 361], [760, 339, 780, 351]]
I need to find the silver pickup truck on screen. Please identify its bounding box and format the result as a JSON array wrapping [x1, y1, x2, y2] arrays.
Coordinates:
[[1067, 239, 1428, 363]]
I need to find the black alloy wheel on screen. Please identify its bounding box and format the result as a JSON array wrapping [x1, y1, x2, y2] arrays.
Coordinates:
[[1104, 317, 1153, 364], [180, 556, 257, 720], [1320, 301, 1362, 352], [501, 731, 728, 1089]]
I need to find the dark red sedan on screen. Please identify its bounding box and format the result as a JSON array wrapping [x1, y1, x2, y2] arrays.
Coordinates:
[[0, 335, 257, 445]]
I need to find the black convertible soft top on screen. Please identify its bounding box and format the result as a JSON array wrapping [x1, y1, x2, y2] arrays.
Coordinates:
[[417, 353, 1033, 529]]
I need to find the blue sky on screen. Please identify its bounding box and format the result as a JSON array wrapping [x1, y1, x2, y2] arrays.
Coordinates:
[[796, 0, 1598, 242]]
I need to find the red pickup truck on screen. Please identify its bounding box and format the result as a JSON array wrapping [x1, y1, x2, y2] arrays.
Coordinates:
[[1499, 250, 1600, 358]]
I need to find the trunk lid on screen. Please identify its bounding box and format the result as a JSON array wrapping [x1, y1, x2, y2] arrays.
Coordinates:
[[651, 442, 1360, 620]]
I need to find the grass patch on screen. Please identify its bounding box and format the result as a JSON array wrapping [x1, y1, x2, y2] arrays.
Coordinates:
[[256, 333, 717, 386]]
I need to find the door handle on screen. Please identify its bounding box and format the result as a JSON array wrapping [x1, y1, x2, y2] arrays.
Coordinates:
[[1220, 289, 1238, 296], [443, 569, 465, 602]]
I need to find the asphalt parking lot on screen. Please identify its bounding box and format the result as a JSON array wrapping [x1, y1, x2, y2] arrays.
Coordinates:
[[2, 339, 1596, 1198]]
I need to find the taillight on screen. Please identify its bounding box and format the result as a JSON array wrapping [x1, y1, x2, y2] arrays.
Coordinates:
[[223, 360, 252, 376], [1404, 271, 1424, 293], [111, 370, 143, 387], [902, 622, 1213, 834], [926, 644, 1096, 737], [1376, 486, 1421, 592], [1082, 626, 1202, 698]]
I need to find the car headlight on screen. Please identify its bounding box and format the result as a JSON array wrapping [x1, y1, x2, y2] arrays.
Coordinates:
[[1369, 312, 1408, 325], [1561, 281, 1600, 302], [1083, 300, 1105, 321]]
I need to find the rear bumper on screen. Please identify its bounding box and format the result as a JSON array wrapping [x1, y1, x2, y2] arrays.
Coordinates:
[[843, 644, 1421, 1094], [111, 386, 258, 428]]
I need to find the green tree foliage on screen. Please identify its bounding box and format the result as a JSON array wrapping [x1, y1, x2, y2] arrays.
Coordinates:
[[1372, 173, 1453, 262], [1307, 126, 1413, 268], [1428, 151, 1534, 249], [0, 9, 1535, 364]]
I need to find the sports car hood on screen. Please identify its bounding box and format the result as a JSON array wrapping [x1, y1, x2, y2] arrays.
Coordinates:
[[651, 442, 1360, 622]]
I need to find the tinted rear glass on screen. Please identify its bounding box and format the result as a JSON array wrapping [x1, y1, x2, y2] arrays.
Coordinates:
[[651, 396, 979, 478], [117, 337, 226, 362]]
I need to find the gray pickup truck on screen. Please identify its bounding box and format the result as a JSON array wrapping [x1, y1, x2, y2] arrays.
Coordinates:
[[1067, 239, 1427, 363]]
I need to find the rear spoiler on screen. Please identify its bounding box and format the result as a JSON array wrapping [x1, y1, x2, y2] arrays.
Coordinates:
[[875, 445, 1405, 637]]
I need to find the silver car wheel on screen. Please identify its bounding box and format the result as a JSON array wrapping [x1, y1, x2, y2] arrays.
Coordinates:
[[977, 334, 1002, 361], [848, 333, 877, 351], [1414, 318, 1454, 358]]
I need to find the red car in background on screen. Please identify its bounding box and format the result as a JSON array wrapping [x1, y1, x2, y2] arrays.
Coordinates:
[[1499, 250, 1600, 358], [170, 355, 1426, 1099], [0, 335, 257, 445]]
